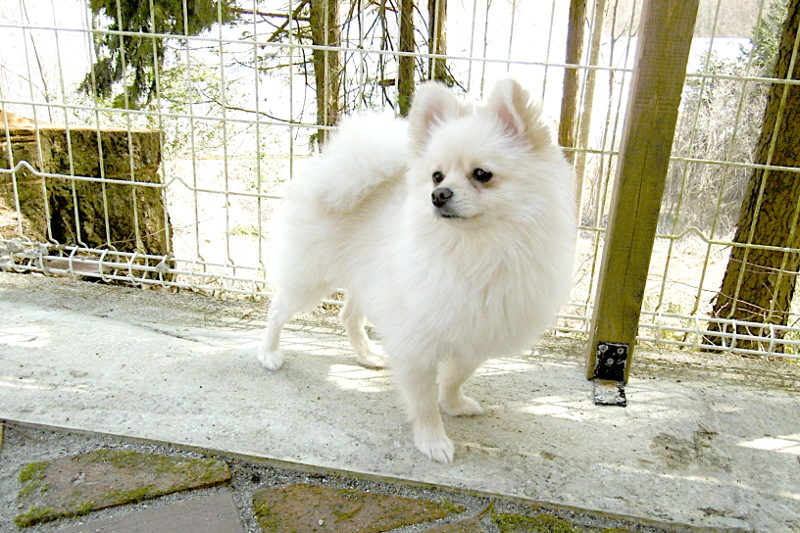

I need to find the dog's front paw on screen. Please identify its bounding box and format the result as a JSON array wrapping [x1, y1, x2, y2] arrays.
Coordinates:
[[413, 426, 455, 463], [441, 394, 484, 417], [257, 345, 284, 371]]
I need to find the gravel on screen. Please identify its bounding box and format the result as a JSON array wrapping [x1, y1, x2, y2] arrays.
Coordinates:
[[0, 423, 674, 533]]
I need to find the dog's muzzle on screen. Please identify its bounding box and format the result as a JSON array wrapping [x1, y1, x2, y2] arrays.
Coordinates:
[[431, 187, 453, 207], [432, 187, 462, 218]]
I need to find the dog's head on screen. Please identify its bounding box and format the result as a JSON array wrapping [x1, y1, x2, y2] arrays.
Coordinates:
[[408, 80, 562, 224]]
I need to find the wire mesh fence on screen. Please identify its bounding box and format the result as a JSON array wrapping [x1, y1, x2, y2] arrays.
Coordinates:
[[2, 0, 800, 359]]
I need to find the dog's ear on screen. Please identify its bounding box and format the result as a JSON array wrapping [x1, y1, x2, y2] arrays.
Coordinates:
[[408, 82, 468, 152], [486, 79, 552, 150]]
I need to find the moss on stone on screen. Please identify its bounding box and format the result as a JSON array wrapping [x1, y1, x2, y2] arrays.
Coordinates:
[[78, 449, 229, 487], [493, 511, 580, 533], [14, 505, 56, 528], [17, 462, 50, 501], [437, 497, 466, 515], [18, 461, 47, 484], [253, 496, 283, 532], [492, 511, 638, 533], [14, 499, 96, 528]]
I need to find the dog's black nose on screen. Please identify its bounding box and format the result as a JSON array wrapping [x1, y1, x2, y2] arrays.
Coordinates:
[[431, 187, 453, 207]]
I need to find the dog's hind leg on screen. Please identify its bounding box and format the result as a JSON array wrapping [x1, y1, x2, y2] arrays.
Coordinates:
[[340, 297, 387, 368], [438, 357, 485, 416], [258, 284, 329, 371]]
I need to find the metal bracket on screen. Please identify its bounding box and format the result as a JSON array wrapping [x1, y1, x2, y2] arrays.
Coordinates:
[[592, 341, 628, 381], [591, 342, 628, 407], [593, 380, 627, 407]]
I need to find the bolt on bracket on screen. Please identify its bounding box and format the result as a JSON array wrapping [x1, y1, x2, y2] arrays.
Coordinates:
[[591, 341, 629, 407]]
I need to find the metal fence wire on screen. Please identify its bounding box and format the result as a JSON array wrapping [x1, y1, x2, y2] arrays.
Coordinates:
[[1, 0, 800, 359]]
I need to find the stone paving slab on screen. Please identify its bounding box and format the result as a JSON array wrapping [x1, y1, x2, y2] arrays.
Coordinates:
[[54, 491, 244, 533], [14, 450, 230, 528], [492, 511, 598, 532], [252, 482, 456, 533]]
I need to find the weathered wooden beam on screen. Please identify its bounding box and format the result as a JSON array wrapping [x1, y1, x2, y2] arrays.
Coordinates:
[[586, 0, 700, 386]]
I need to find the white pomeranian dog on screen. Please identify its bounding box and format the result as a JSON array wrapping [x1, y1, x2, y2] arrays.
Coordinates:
[[258, 79, 576, 463]]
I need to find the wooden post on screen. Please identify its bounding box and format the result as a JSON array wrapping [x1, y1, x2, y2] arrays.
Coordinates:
[[586, 0, 699, 384]]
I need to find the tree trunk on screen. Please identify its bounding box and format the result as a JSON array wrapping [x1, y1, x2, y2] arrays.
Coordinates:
[[573, 0, 607, 218], [310, 0, 341, 146], [0, 114, 174, 279], [559, 0, 587, 164], [706, 0, 800, 352], [398, 0, 416, 117], [427, 0, 448, 83]]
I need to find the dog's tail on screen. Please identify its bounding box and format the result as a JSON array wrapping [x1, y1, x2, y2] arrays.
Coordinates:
[[298, 113, 409, 214]]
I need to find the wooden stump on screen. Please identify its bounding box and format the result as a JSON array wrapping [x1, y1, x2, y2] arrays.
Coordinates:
[[0, 111, 171, 260]]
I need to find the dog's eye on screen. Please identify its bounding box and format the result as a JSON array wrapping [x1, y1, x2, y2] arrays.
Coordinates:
[[432, 171, 445, 185], [473, 168, 493, 183]]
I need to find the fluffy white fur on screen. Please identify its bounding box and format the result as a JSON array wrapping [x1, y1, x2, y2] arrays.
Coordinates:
[[258, 79, 576, 463]]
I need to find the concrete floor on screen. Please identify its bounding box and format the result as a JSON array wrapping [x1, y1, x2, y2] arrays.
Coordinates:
[[1, 272, 799, 532]]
